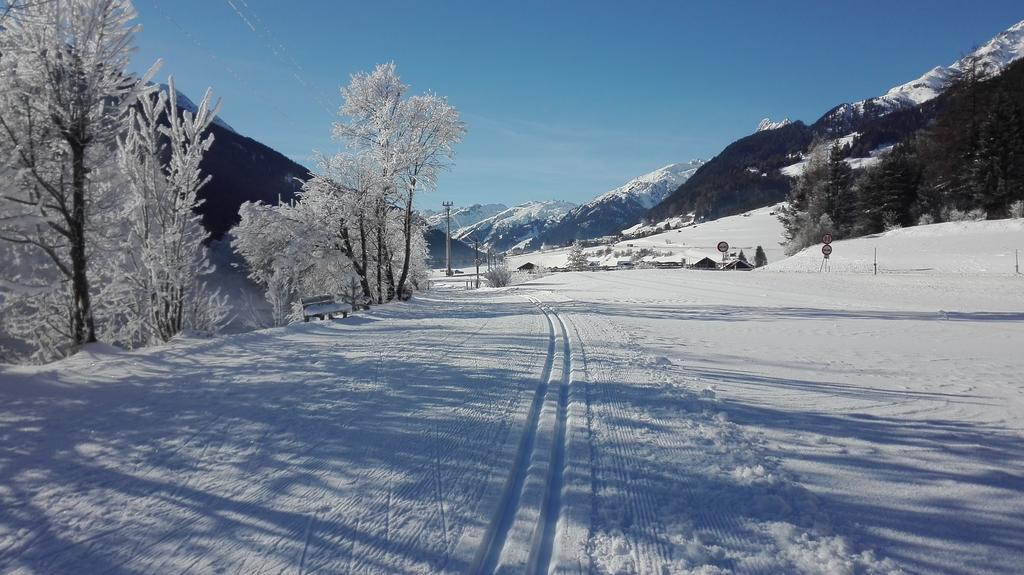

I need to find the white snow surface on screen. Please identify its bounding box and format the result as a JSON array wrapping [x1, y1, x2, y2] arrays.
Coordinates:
[[780, 141, 893, 179], [768, 217, 1024, 274], [2, 221, 1024, 574]]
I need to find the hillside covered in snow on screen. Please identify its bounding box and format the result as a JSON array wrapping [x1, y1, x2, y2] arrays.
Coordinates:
[[509, 203, 787, 270], [767, 218, 1024, 274]]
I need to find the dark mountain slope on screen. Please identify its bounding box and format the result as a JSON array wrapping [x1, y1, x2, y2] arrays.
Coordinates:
[[198, 123, 310, 239], [648, 123, 813, 221]]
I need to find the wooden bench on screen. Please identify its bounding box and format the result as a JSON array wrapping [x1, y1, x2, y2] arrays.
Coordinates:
[[301, 295, 352, 322]]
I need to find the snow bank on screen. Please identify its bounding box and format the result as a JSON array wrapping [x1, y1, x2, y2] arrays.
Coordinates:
[[767, 218, 1024, 274]]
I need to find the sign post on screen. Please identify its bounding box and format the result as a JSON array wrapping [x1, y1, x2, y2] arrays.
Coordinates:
[[717, 241, 729, 265], [820, 243, 833, 272]]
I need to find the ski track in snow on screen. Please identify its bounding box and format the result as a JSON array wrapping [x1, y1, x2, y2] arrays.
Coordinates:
[[3, 269, 1023, 574]]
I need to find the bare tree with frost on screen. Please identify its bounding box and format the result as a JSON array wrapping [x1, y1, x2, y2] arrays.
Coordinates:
[[232, 63, 459, 313], [0, 0, 159, 355], [117, 77, 226, 344], [392, 92, 465, 299], [333, 63, 464, 301]]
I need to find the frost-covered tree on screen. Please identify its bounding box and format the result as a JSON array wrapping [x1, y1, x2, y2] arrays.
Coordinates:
[[567, 241, 588, 271], [392, 93, 464, 298], [233, 160, 373, 316], [0, 0, 158, 353], [305, 152, 383, 303], [232, 63, 460, 312], [333, 63, 464, 301], [483, 264, 513, 288], [233, 200, 303, 318], [118, 77, 226, 344]]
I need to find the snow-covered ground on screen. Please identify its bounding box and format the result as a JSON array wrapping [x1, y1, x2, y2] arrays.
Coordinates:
[[3, 221, 1024, 574], [770, 218, 1024, 274]]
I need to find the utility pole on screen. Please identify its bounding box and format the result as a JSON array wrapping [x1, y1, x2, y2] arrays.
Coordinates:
[[474, 238, 481, 288], [443, 201, 454, 276]]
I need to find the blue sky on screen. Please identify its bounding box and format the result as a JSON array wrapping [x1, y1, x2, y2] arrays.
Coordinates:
[[129, 1, 1023, 210]]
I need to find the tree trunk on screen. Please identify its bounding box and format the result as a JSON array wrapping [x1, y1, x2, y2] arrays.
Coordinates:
[[384, 241, 396, 301], [69, 140, 96, 346], [375, 211, 384, 304], [394, 186, 414, 300], [339, 220, 373, 303]]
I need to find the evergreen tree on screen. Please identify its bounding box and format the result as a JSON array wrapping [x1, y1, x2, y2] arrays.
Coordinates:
[[780, 139, 855, 253], [737, 250, 748, 263], [754, 245, 768, 267], [809, 142, 855, 235], [854, 141, 922, 234], [970, 88, 1024, 217]]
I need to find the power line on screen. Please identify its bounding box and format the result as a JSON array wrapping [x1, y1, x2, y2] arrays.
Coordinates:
[[443, 201, 454, 277], [148, 0, 300, 129], [223, 0, 337, 119]]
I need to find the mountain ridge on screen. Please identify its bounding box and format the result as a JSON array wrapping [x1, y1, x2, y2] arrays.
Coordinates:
[[650, 18, 1024, 223]]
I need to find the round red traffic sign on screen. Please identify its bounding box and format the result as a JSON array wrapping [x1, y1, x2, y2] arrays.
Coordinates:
[[822, 244, 833, 256], [717, 241, 729, 253], [822, 233, 833, 245]]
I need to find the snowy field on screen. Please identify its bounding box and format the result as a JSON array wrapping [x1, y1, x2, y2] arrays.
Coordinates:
[[507, 204, 787, 270], [768, 218, 1024, 274], [2, 226, 1024, 573]]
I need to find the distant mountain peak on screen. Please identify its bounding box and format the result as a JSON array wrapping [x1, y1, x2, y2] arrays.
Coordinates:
[[592, 161, 705, 209], [424, 203, 508, 234], [757, 118, 792, 132], [157, 83, 236, 134]]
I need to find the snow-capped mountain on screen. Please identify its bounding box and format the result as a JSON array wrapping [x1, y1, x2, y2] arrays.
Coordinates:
[[827, 19, 1024, 123], [757, 118, 792, 132], [158, 83, 236, 134], [537, 161, 704, 247], [424, 203, 508, 234], [453, 200, 575, 252], [593, 162, 703, 210], [651, 19, 1024, 225]]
